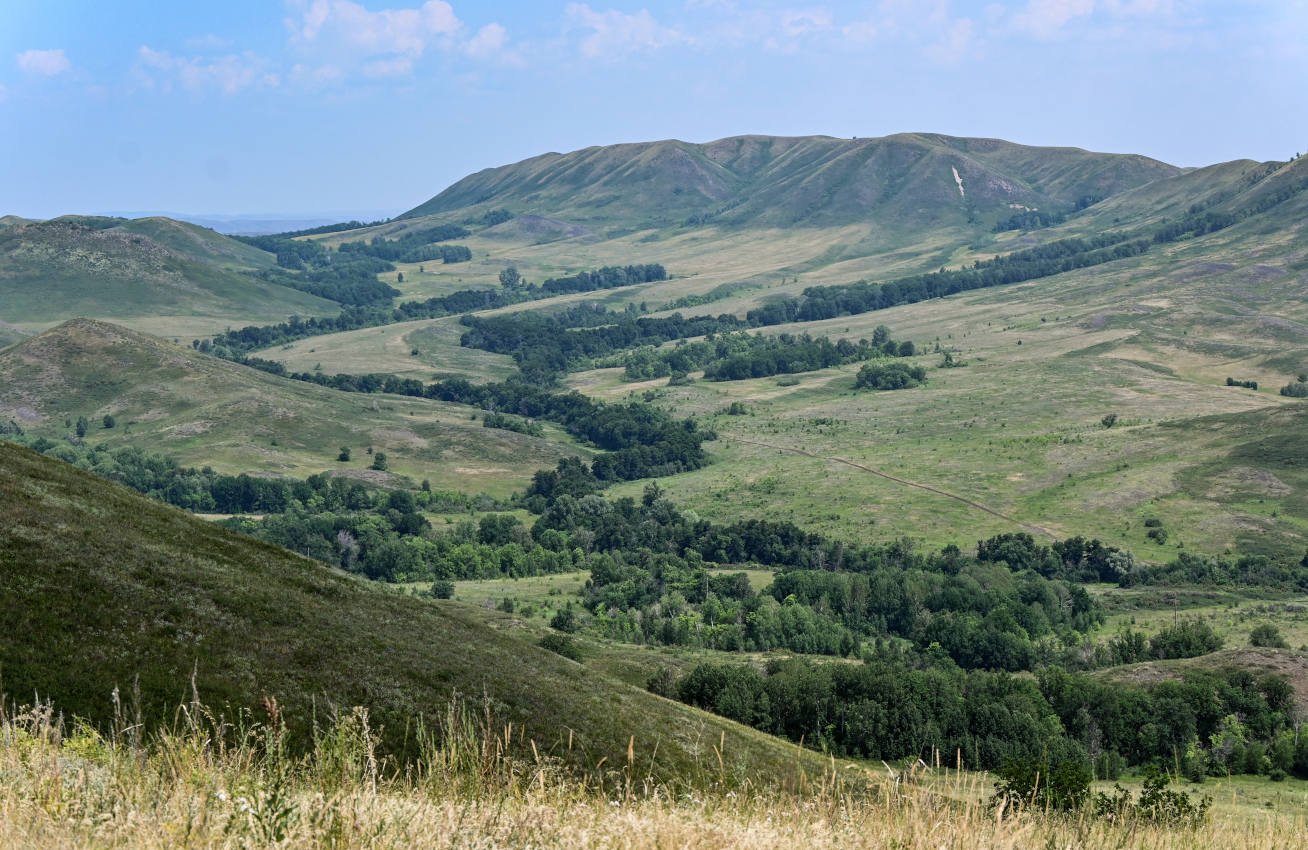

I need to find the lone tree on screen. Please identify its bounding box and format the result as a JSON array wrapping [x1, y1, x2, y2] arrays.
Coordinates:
[[75, 416, 88, 438], [337, 446, 351, 462], [498, 266, 521, 288], [370, 451, 388, 471], [102, 414, 116, 429]]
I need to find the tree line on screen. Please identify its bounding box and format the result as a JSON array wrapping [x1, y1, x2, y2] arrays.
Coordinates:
[[337, 223, 471, 262], [620, 326, 914, 383], [668, 654, 1303, 779], [205, 265, 671, 358]]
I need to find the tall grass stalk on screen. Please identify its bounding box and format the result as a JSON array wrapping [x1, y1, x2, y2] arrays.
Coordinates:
[[0, 694, 1304, 849]]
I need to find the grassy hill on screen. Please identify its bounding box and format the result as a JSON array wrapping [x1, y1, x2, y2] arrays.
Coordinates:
[[401, 133, 1180, 231], [0, 320, 25, 349], [0, 319, 587, 496], [110, 216, 276, 269], [0, 438, 825, 782], [0, 218, 335, 338]]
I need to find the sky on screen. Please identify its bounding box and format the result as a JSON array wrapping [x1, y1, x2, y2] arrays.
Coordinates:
[[2, 1, 1306, 219]]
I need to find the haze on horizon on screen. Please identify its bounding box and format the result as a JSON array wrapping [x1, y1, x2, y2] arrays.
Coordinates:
[[2, 0, 1305, 220]]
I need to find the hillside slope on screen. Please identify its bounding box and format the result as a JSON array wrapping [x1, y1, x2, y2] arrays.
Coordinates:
[[402, 133, 1181, 231], [0, 319, 586, 495], [0, 219, 334, 336], [0, 439, 820, 782]]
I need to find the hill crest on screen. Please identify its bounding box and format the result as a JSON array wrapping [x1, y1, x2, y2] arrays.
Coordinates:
[[401, 132, 1184, 231]]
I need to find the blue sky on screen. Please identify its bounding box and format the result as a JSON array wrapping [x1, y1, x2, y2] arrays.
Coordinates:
[[2, 1, 1305, 218]]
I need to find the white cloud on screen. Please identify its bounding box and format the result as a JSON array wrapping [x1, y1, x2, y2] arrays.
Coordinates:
[[1013, 0, 1095, 37], [779, 10, 833, 36], [1012, 0, 1180, 38], [16, 48, 71, 76], [925, 16, 975, 63], [466, 23, 507, 57], [185, 34, 235, 51], [841, 20, 878, 44], [362, 56, 414, 76], [564, 4, 686, 59], [135, 47, 280, 94], [290, 63, 345, 86], [287, 0, 460, 57]]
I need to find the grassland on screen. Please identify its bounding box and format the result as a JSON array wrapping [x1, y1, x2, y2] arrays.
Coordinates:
[[9, 701, 1308, 850], [258, 189, 1308, 556], [268, 315, 519, 383], [0, 319, 587, 496], [0, 218, 336, 339], [250, 154, 1308, 562], [0, 438, 839, 783]]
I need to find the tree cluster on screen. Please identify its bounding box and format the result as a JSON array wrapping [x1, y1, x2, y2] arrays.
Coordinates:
[[621, 328, 914, 383]]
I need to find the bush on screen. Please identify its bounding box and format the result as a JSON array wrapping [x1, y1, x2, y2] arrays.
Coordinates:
[[1250, 623, 1289, 648], [1101, 413, 1118, 428], [1150, 619, 1223, 659], [855, 362, 927, 390], [550, 602, 579, 633], [429, 580, 455, 599], [992, 756, 1091, 813], [1090, 767, 1211, 825], [646, 666, 680, 698], [539, 633, 584, 662]]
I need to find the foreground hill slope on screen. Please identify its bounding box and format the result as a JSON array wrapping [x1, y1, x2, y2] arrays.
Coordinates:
[[0, 319, 585, 495], [0, 439, 820, 782], [0, 218, 334, 336], [402, 133, 1181, 231]]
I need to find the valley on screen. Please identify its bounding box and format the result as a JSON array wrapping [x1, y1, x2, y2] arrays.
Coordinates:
[[3, 132, 1308, 844]]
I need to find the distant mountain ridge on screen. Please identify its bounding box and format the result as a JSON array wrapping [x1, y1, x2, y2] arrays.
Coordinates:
[[402, 133, 1183, 230], [0, 217, 336, 332]]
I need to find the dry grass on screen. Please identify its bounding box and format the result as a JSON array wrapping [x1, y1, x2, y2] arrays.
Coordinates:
[[2, 696, 1306, 849]]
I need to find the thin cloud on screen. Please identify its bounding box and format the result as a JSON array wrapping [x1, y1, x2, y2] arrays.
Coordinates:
[[17, 49, 71, 76], [564, 4, 687, 59], [924, 16, 976, 64], [287, 0, 460, 58], [1011, 0, 1181, 38], [135, 47, 280, 94]]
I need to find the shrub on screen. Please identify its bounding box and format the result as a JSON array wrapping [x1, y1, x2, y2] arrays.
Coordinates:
[[550, 602, 579, 633], [1250, 623, 1289, 648], [992, 756, 1091, 813], [1150, 619, 1223, 659], [855, 362, 927, 390], [538, 633, 584, 662], [429, 580, 455, 599]]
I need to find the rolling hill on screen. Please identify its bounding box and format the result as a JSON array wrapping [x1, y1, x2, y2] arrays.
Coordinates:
[[401, 133, 1182, 231], [0, 438, 823, 782], [0, 217, 336, 337], [0, 320, 25, 349], [0, 319, 588, 496]]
